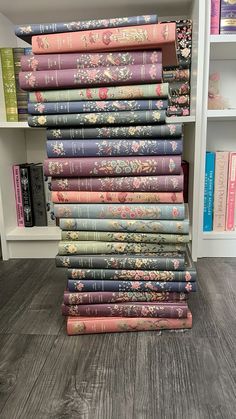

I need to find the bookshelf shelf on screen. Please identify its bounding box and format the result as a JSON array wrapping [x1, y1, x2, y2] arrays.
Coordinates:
[[202, 231, 236, 240], [207, 109, 236, 121], [0, 122, 40, 128], [6, 226, 61, 240], [210, 35, 236, 60]]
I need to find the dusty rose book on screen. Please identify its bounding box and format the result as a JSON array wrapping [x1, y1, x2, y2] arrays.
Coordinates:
[[213, 151, 229, 231], [226, 152, 236, 231]]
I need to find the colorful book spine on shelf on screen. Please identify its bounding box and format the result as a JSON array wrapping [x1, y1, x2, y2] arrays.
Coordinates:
[[203, 152, 215, 231], [29, 164, 47, 226], [220, 0, 236, 33], [12, 165, 24, 227], [54, 203, 185, 220], [226, 152, 236, 231], [62, 301, 188, 318], [55, 253, 186, 270], [29, 83, 170, 103], [59, 217, 189, 234], [44, 175, 56, 226], [31, 23, 178, 67], [50, 174, 184, 192], [43, 156, 181, 178], [20, 164, 34, 227], [51, 191, 184, 204], [163, 69, 190, 82], [170, 95, 190, 107], [28, 99, 169, 115], [19, 64, 163, 91], [66, 310, 192, 335], [163, 19, 192, 70], [21, 50, 162, 71], [169, 81, 190, 96], [0, 48, 18, 122], [213, 151, 229, 231], [211, 0, 220, 34], [182, 160, 189, 203], [167, 107, 190, 117], [13, 48, 28, 122], [63, 291, 188, 305]]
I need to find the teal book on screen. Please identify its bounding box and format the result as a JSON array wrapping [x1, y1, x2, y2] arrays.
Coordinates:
[[203, 151, 215, 231]]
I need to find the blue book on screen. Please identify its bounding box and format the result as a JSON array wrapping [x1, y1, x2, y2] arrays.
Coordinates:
[[203, 151, 215, 231]]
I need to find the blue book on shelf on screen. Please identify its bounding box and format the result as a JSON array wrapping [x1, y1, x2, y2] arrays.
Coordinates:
[[203, 151, 215, 231]]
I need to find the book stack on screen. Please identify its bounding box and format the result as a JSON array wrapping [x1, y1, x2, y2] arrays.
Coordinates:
[[211, 0, 236, 34], [17, 14, 197, 335]]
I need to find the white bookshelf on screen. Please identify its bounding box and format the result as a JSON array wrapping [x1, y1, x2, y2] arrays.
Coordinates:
[[0, 0, 207, 259]]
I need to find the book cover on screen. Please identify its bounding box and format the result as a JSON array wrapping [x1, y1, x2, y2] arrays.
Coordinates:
[[12, 165, 24, 227], [29, 164, 47, 226], [203, 151, 215, 231], [167, 107, 190, 117], [213, 151, 229, 231], [21, 50, 162, 71], [44, 175, 56, 226], [51, 191, 184, 204], [169, 81, 190, 96], [62, 301, 188, 318], [163, 69, 190, 82], [20, 164, 34, 227], [211, 0, 220, 34], [226, 152, 236, 230], [31, 23, 178, 67], [66, 310, 192, 335], [170, 95, 190, 107], [182, 160, 189, 203], [0, 48, 18, 121], [220, 1, 236, 33], [46, 138, 182, 158], [44, 155, 181, 178], [163, 19, 192, 70], [13, 48, 28, 121]]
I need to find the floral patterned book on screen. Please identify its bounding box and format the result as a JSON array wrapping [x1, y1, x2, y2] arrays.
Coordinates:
[[51, 191, 184, 204], [29, 83, 170, 103], [67, 279, 196, 293], [21, 50, 162, 71], [59, 217, 189, 234], [20, 64, 162, 91], [58, 241, 186, 255], [63, 290, 188, 305], [55, 252, 186, 270], [163, 69, 190, 82], [29, 99, 169, 115], [46, 138, 182, 158], [50, 174, 184, 192], [44, 155, 181, 178], [62, 301, 188, 318], [66, 310, 192, 335], [28, 109, 166, 127], [46, 123, 182, 140]]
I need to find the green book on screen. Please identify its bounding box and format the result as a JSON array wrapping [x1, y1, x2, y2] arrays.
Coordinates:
[[0, 48, 18, 122]]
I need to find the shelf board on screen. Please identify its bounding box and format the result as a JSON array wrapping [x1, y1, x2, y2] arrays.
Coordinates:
[[6, 226, 61, 241], [0, 122, 41, 129], [202, 231, 236, 240], [207, 109, 236, 121], [166, 116, 195, 123], [210, 35, 236, 60]]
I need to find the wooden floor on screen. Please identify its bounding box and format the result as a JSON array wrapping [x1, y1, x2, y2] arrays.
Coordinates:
[[0, 258, 235, 419]]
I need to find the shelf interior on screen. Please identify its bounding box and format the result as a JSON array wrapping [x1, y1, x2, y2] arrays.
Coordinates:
[[210, 35, 236, 60], [207, 109, 236, 121], [6, 226, 61, 240]]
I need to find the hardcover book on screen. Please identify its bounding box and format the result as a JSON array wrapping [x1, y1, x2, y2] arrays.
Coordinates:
[[211, 0, 220, 34], [20, 164, 34, 227], [163, 69, 190, 82], [220, 0, 236, 33], [12, 165, 24, 227], [226, 152, 236, 230], [13, 48, 28, 121], [203, 152, 215, 231], [0, 48, 18, 121], [213, 151, 229, 231], [29, 164, 47, 226]]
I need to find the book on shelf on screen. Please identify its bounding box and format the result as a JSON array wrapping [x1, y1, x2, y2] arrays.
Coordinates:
[[12, 165, 24, 227], [19, 164, 34, 227], [0, 48, 18, 122], [226, 152, 236, 231], [203, 152, 215, 232], [29, 164, 47, 226], [211, 0, 220, 34], [213, 151, 229, 231], [220, 0, 236, 34]]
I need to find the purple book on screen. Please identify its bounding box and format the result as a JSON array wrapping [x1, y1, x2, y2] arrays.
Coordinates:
[[44, 156, 181, 178], [50, 174, 184, 192], [19, 64, 162, 91], [220, 1, 236, 33], [61, 301, 188, 318], [21, 50, 162, 71]]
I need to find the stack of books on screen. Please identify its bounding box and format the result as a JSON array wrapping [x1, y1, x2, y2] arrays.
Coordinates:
[[17, 14, 197, 335]]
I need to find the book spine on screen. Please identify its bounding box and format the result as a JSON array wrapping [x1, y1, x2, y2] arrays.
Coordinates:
[[51, 191, 184, 203], [15, 15, 159, 37], [32, 23, 176, 54], [21, 50, 162, 71], [0, 48, 18, 122], [226, 152, 236, 231], [67, 268, 196, 282], [44, 175, 56, 226], [170, 95, 190, 106], [62, 302, 188, 318], [67, 279, 196, 293], [20, 64, 162, 91], [54, 203, 185, 220], [12, 165, 24, 227], [220, 1, 236, 33], [61, 231, 189, 244], [203, 152, 215, 231], [211, 0, 220, 34], [66, 310, 192, 334], [20, 166, 34, 227], [181, 160, 189, 203], [28, 109, 166, 128], [29, 99, 169, 115], [46, 123, 183, 139], [56, 254, 186, 270], [44, 155, 181, 178], [213, 151, 229, 231], [59, 218, 189, 234], [50, 174, 184, 192], [169, 81, 190, 96], [63, 291, 188, 305], [167, 107, 190, 117], [46, 138, 182, 158], [163, 69, 190, 82], [13, 48, 28, 121], [58, 241, 186, 255], [29, 165, 47, 226]]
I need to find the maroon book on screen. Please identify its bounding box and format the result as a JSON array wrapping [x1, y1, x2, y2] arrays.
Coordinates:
[[181, 160, 189, 203]]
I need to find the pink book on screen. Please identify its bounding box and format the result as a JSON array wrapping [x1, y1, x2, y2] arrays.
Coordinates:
[[12, 165, 24, 227], [32, 23, 178, 67], [226, 152, 236, 231], [211, 0, 220, 34], [213, 151, 229, 231], [67, 309, 192, 335]]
